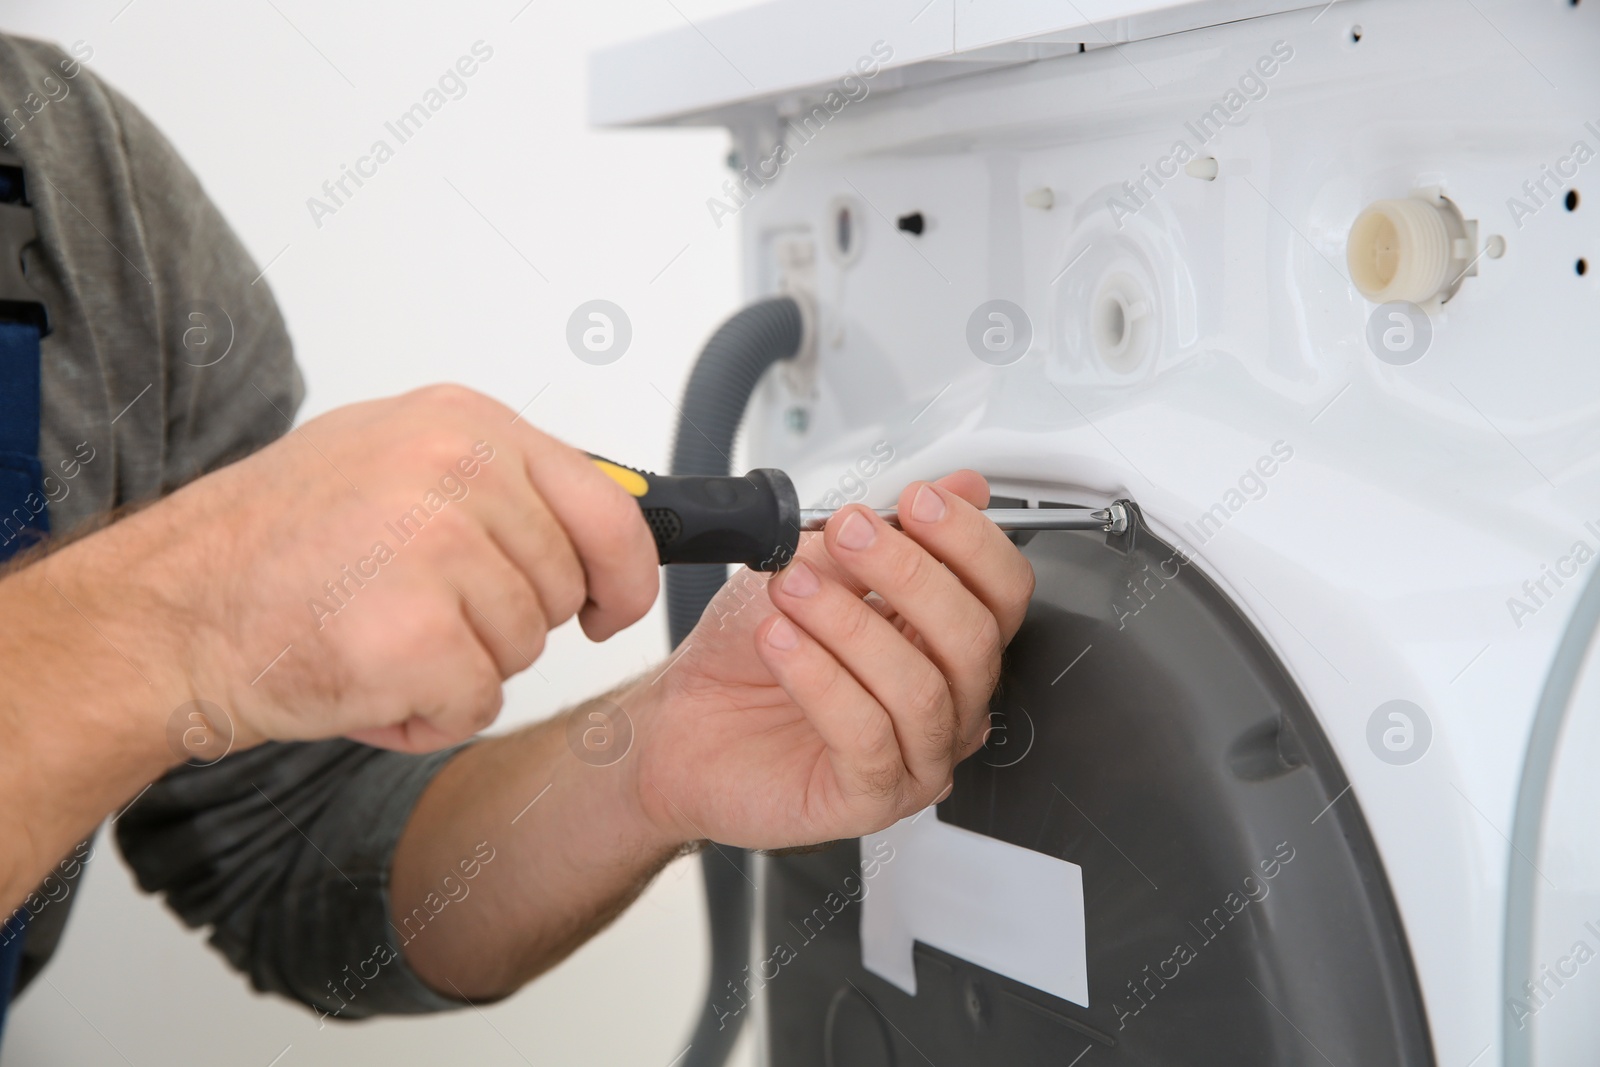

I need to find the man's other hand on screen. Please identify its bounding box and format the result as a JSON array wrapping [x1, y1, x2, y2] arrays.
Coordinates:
[[622, 471, 1035, 850]]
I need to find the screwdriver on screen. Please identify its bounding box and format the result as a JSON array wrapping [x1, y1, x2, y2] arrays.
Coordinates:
[[592, 458, 1130, 572]]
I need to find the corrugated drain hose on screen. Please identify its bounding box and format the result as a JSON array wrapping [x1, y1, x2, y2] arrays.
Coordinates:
[[667, 295, 804, 1067]]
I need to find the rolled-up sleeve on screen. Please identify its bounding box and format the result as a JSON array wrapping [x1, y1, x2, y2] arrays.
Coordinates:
[[115, 741, 468, 1018]]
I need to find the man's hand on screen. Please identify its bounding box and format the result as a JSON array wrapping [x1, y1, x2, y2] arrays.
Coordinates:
[[46, 384, 661, 754], [3, 383, 666, 910], [628, 470, 1035, 850]]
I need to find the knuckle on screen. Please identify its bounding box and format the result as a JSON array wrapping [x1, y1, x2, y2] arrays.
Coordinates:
[[525, 517, 586, 610], [908, 671, 956, 745], [833, 600, 879, 647], [616, 569, 658, 623], [857, 721, 902, 770], [922, 712, 959, 759], [897, 779, 943, 819], [985, 654, 1004, 695], [517, 620, 549, 666], [400, 428, 469, 476], [1005, 565, 1037, 622], [809, 659, 854, 711], [908, 662, 952, 716], [557, 584, 589, 624], [468, 670, 504, 731], [387, 601, 455, 661], [413, 382, 481, 412], [882, 541, 935, 594], [961, 613, 1004, 677], [523, 496, 564, 545], [855, 759, 904, 803], [424, 505, 476, 544], [544, 560, 588, 623], [958, 719, 985, 759]]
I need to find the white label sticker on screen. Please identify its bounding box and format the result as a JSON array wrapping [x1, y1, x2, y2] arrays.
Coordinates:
[[860, 806, 1089, 1006]]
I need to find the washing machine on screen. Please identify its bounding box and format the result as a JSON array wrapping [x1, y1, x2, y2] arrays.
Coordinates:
[[593, 2, 1600, 1064]]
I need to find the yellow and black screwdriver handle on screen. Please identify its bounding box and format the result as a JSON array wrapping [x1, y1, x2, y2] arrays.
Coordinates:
[[590, 457, 803, 571]]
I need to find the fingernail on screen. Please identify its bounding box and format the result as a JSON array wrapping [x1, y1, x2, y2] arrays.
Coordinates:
[[766, 616, 800, 650], [836, 510, 876, 551], [935, 781, 954, 803], [911, 484, 946, 523], [782, 559, 820, 598]]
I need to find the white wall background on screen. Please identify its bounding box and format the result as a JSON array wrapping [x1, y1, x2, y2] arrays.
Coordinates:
[[1, 1, 760, 1064]]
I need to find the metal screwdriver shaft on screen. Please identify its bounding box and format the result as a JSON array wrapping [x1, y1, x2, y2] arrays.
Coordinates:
[[799, 502, 1129, 535]]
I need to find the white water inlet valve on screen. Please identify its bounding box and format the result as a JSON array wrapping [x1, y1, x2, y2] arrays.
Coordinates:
[[1347, 193, 1477, 305]]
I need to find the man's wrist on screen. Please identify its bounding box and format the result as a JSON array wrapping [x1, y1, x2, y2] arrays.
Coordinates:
[[16, 557, 183, 758], [600, 680, 696, 857], [391, 683, 693, 1000], [0, 547, 188, 907]]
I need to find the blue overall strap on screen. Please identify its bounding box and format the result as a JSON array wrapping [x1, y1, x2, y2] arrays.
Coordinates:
[[0, 317, 45, 1040], [0, 910, 26, 1039], [0, 319, 48, 561]]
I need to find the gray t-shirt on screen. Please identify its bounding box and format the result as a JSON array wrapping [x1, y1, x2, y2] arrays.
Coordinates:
[[3, 34, 459, 1018]]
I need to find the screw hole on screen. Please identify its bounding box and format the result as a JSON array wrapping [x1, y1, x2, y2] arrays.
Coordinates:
[[896, 211, 925, 236], [1349, 24, 1363, 43], [1578, 258, 1589, 276], [826, 196, 865, 266], [1566, 189, 1580, 211]]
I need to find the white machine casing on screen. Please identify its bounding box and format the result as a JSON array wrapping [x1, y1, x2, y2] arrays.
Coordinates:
[[595, 2, 1600, 1064]]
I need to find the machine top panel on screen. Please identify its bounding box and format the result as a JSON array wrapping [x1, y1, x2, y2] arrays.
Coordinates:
[[590, 0, 1320, 128]]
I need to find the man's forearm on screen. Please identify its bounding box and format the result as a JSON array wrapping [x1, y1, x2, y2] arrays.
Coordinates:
[[389, 682, 687, 1001], [0, 549, 187, 911]]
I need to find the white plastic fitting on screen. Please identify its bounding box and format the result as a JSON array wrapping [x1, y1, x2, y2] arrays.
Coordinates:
[[1346, 193, 1477, 304], [774, 236, 820, 395], [1090, 272, 1153, 372]]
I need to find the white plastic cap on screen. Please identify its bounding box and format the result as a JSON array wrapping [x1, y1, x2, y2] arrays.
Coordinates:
[[1346, 197, 1461, 304]]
